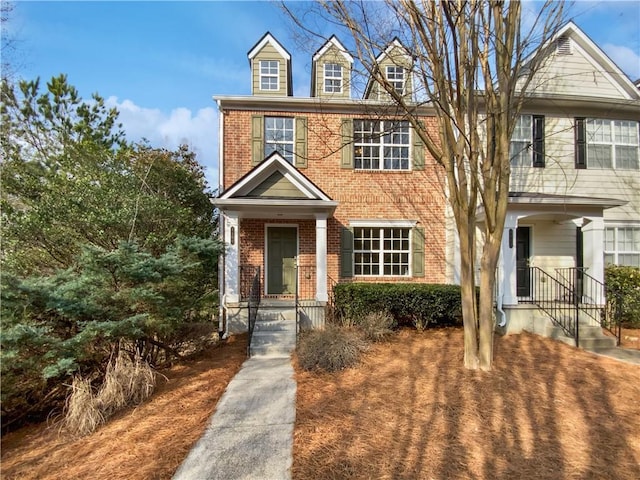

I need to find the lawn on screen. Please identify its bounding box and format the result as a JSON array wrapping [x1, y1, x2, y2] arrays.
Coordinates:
[[293, 328, 640, 480], [2, 328, 639, 480]]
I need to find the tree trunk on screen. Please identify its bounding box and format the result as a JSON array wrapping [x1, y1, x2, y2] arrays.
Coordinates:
[[478, 230, 503, 370], [458, 217, 479, 369]]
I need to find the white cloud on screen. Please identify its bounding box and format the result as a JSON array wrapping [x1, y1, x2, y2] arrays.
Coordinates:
[[106, 97, 219, 189], [603, 43, 640, 81]]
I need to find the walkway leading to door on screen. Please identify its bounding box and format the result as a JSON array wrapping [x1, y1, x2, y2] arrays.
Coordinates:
[[172, 356, 296, 480]]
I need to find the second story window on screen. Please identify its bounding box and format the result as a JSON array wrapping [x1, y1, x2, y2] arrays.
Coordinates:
[[510, 114, 545, 168], [260, 60, 279, 91], [354, 120, 410, 171], [324, 63, 342, 93], [386, 65, 405, 95], [586, 119, 639, 170], [265, 117, 294, 163]]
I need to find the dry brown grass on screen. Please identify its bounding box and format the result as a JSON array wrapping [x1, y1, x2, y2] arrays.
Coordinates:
[[294, 328, 640, 480], [1, 334, 247, 480]]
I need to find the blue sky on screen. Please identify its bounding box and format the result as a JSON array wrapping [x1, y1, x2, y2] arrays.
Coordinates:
[[5, 1, 640, 188]]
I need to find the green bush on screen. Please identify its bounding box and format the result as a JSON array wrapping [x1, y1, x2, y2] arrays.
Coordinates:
[[358, 311, 396, 342], [334, 283, 463, 330], [606, 265, 640, 328], [297, 326, 367, 372]]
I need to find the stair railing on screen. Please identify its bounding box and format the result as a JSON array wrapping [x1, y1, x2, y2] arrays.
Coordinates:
[[246, 266, 261, 356]]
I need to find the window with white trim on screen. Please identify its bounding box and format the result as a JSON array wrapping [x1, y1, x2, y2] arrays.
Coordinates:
[[259, 60, 279, 91], [354, 120, 410, 170], [386, 65, 405, 94], [264, 117, 294, 163], [605, 226, 640, 267], [324, 63, 342, 93], [510, 115, 533, 166], [586, 119, 639, 170], [354, 227, 410, 276]]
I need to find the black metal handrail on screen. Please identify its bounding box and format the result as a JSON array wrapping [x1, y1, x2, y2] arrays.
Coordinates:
[[524, 267, 580, 346], [246, 266, 261, 356]]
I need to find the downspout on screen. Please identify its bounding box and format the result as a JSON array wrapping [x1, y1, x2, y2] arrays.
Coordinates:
[[216, 98, 229, 340], [497, 253, 507, 328]]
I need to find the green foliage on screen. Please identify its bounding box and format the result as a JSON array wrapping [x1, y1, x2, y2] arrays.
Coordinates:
[[605, 265, 640, 328], [334, 283, 463, 330], [297, 326, 367, 372], [1, 237, 223, 427]]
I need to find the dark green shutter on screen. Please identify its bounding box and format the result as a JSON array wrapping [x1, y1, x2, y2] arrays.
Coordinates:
[[341, 118, 354, 169], [412, 227, 425, 277], [412, 121, 425, 171], [532, 115, 545, 168], [340, 227, 354, 278], [575, 117, 586, 169], [251, 115, 264, 166], [295, 117, 308, 168]]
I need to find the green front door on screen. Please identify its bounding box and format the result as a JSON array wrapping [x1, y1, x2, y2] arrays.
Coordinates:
[[267, 227, 297, 295]]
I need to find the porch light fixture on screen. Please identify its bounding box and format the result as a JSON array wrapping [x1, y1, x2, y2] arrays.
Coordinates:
[[509, 228, 513, 248], [230, 226, 235, 245]]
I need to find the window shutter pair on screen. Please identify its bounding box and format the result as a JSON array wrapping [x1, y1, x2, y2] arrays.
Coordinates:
[[575, 117, 587, 169], [532, 115, 545, 168], [251, 115, 307, 168], [340, 118, 425, 170], [339, 226, 425, 278]]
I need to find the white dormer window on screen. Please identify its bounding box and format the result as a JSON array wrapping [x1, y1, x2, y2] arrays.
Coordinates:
[[386, 65, 405, 94], [260, 60, 279, 91], [324, 63, 342, 93]]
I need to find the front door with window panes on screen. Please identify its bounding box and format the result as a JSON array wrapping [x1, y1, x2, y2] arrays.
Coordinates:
[[267, 227, 297, 295]]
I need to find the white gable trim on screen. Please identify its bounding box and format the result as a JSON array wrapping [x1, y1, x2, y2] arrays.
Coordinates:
[[248, 33, 290, 61], [219, 153, 332, 201], [313, 36, 354, 63], [375, 38, 411, 63]]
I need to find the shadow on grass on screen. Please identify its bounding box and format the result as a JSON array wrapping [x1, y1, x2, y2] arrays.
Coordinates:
[[293, 328, 640, 479]]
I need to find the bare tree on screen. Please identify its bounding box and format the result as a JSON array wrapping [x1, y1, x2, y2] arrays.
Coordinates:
[[284, 0, 565, 370]]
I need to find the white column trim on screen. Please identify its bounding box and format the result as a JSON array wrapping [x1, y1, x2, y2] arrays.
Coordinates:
[[502, 213, 519, 306], [224, 212, 240, 303], [315, 213, 328, 302]]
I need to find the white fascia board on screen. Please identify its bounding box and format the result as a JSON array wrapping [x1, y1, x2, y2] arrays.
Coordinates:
[[313, 36, 354, 63], [349, 219, 418, 228], [248, 33, 291, 60], [375, 38, 411, 63]]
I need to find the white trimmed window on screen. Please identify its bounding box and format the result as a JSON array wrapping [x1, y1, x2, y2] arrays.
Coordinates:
[[354, 227, 410, 276], [259, 60, 279, 91], [586, 119, 639, 170], [605, 226, 640, 267], [510, 115, 533, 166], [354, 120, 410, 170], [264, 117, 294, 163], [386, 65, 405, 94], [324, 63, 342, 93]]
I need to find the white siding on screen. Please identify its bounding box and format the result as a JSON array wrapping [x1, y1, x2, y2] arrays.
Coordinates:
[[529, 221, 576, 272]]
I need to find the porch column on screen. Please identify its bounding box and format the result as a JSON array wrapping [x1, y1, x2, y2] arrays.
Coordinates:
[[502, 212, 519, 305], [224, 212, 240, 303], [315, 213, 328, 302], [582, 216, 605, 304]]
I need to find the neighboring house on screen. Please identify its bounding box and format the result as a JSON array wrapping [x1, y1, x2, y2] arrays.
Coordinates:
[[214, 24, 640, 340]]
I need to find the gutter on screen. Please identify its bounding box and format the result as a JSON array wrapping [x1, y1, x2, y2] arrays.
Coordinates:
[[497, 259, 507, 328]]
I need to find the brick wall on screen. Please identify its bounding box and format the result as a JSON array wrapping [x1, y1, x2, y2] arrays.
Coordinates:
[[224, 107, 448, 291]]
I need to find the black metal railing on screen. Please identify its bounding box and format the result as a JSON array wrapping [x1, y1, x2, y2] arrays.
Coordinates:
[[246, 266, 261, 356], [556, 267, 621, 344], [326, 275, 339, 325], [521, 267, 580, 346], [294, 264, 316, 340]]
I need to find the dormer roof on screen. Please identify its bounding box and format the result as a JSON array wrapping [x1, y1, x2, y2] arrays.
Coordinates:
[[248, 32, 293, 97], [310, 35, 353, 98], [364, 37, 413, 100]]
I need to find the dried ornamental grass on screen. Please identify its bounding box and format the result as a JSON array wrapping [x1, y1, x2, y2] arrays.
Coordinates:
[[359, 310, 396, 342], [63, 377, 105, 437], [297, 325, 367, 372]]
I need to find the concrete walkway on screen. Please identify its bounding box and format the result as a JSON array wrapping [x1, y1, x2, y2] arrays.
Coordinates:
[[590, 347, 640, 366], [173, 356, 296, 480]]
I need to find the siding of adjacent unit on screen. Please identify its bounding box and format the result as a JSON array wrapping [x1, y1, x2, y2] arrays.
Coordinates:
[[314, 44, 351, 98], [525, 45, 627, 99], [510, 115, 640, 222], [529, 221, 577, 271], [252, 43, 288, 96]]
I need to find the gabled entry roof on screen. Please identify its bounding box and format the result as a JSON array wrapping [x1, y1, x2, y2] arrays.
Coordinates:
[[214, 153, 338, 219]]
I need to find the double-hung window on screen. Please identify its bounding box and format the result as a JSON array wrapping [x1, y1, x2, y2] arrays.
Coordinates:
[[324, 63, 342, 93], [510, 115, 545, 167], [577, 119, 639, 169], [386, 66, 405, 95], [353, 120, 410, 170], [354, 227, 410, 276], [264, 117, 294, 163], [605, 226, 640, 267], [260, 60, 279, 91]]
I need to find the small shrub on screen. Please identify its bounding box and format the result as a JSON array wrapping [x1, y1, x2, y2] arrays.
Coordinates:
[[606, 265, 640, 328], [297, 326, 367, 372], [359, 311, 396, 342]]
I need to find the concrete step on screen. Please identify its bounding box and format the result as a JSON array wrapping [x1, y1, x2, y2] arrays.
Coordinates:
[[253, 319, 296, 332], [546, 325, 609, 339], [555, 334, 617, 351], [256, 308, 296, 322]]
